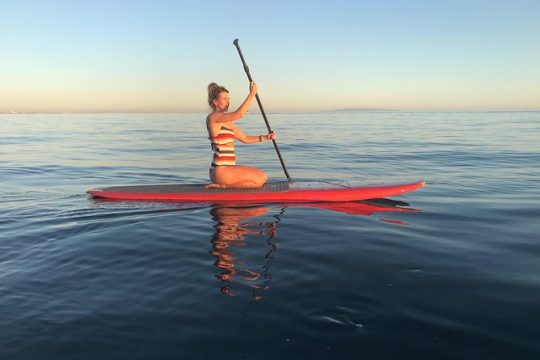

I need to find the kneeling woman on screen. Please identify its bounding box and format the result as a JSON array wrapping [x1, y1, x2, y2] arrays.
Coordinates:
[[206, 81, 276, 188]]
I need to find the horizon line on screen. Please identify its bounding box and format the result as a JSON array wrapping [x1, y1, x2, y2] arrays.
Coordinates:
[[2, 109, 540, 115]]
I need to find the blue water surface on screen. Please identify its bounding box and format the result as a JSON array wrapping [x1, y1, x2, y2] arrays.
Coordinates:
[[1, 112, 539, 359]]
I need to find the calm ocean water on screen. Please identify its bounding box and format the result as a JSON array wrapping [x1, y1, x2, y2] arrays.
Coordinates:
[[1, 112, 539, 359]]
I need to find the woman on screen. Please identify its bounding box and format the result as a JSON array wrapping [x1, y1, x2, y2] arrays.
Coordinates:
[[206, 81, 276, 188]]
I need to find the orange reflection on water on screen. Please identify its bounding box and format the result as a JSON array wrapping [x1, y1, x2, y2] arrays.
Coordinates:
[[209, 206, 279, 301], [207, 199, 421, 301]]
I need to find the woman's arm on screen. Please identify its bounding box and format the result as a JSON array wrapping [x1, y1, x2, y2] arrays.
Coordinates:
[[211, 82, 258, 124], [230, 123, 277, 144]]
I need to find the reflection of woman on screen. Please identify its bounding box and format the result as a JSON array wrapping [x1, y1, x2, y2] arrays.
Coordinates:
[[206, 82, 276, 189], [207, 201, 416, 299], [209, 205, 278, 300]]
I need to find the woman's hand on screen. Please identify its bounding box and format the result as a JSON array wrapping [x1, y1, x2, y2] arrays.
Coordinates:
[[249, 81, 258, 95], [262, 131, 276, 141]]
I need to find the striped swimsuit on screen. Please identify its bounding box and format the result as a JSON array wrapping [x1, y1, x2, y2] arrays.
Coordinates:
[[209, 125, 236, 168]]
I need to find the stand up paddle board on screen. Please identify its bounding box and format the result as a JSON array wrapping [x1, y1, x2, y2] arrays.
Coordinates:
[[87, 180, 425, 203]]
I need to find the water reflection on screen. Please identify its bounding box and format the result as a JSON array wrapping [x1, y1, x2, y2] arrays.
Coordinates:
[[90, 196, 420, 301], [208, 199, 420, 301], [209, 205, 280, 301]]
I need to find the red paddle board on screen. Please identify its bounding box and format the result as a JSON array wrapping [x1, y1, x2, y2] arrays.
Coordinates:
[[87, 180, 425, 203]]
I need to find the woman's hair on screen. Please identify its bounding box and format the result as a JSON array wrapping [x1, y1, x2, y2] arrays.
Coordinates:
[[207, 83, 229, 109]]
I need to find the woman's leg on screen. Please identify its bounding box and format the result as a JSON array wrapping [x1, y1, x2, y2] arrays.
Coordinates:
[[209, 165, 268, 188]]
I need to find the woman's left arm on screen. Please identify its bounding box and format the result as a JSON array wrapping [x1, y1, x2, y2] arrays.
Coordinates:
[[230, 124, 277, 144]]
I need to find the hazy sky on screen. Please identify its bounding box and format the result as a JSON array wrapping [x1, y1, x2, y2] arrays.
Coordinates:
[[1, 0, 539, 113]]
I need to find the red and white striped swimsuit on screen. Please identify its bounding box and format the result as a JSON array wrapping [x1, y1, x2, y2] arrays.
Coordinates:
[[209, 125, 236, 167]]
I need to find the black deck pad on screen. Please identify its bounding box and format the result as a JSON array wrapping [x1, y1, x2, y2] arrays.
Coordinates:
[[100, 181, 291, 194]]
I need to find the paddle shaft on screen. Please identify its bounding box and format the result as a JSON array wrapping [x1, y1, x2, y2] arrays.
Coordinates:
[[233, 39, 293, 183]]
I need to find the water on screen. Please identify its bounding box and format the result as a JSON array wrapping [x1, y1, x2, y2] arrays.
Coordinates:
[[1, 112, 539, 359]]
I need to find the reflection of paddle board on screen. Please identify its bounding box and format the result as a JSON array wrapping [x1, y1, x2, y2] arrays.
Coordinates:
[[286, 200, 419, 216], [87, 180, 425, 202]]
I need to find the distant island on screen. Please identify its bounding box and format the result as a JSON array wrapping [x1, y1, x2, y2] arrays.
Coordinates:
[[325, 107, 398, 113]]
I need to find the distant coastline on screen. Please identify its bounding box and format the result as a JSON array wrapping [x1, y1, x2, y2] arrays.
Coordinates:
[[2, 108, 540, 115], [324, 107, 398, 113]]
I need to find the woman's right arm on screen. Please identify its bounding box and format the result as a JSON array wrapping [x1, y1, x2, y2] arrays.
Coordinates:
[[212, 82, 258, 124]]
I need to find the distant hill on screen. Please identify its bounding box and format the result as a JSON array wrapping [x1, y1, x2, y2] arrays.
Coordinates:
[[325, 107, 398, 113]]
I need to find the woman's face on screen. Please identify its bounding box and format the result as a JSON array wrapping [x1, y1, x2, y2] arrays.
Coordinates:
[[213, 91, 230, 111]]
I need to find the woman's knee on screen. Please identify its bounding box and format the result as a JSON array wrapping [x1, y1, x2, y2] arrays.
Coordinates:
[[255, 170, 268, 186], [213, 166, 267, 187]]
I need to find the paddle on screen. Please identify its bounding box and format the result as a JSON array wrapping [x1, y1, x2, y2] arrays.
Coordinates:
[[233, 39, 293, 183]]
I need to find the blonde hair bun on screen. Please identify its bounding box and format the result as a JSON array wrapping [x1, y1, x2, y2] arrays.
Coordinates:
[[207, 83, 228, 109]]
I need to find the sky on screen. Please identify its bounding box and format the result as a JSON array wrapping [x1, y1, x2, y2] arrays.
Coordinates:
[[1, 0, 539, 113]]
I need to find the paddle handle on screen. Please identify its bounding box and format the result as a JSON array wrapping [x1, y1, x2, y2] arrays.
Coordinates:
[[233, 39, 293, 183]]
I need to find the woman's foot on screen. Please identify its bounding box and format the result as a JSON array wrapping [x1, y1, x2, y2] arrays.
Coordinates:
[[205, 183, 227, 189]]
